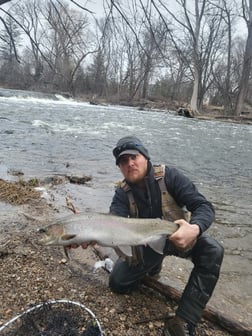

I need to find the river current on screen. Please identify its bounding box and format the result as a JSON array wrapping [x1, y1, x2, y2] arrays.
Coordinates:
[[0, 91, 252, 325]]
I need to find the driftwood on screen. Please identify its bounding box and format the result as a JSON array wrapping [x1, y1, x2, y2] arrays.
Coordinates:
[[177, 107, 194, 118], [65, 196, 80, 214], [143, 277, 252, 336]]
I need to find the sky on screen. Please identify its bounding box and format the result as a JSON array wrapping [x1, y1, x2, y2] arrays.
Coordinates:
[[71, 0, 248, 37], [0, 0, 248, 39], [70, 0, 107, 16]]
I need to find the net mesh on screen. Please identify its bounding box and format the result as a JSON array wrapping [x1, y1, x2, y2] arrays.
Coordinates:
[[0, 300, 102, 336]]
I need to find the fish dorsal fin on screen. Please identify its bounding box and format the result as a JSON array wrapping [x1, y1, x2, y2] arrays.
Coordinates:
[[61, 234, 77, 241], [114, 245, 133, 258], [147, 235, 167, 255]]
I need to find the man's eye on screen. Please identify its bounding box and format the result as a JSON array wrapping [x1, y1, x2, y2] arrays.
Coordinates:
[[119, 154, 138, 165]]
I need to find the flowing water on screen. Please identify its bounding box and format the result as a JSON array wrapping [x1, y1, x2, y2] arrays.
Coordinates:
[[0, 90, 252, 326]]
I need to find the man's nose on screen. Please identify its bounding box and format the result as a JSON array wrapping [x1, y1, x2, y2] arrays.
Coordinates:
[[127, 157, 136, 165]]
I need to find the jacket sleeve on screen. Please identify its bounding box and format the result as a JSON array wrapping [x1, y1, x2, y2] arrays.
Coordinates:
[[109, 187, 131, 217], [164, 166, 215, 233]]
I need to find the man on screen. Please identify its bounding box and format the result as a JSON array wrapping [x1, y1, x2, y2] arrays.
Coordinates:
[[109, 135, 224, 336]]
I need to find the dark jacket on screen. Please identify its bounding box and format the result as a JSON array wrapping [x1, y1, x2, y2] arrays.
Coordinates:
[[110, 162, 215, 234]]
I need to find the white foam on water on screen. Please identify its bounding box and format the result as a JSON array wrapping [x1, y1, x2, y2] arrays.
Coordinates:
[[32, 119, 86, 134], [0, 94, 140, 114]]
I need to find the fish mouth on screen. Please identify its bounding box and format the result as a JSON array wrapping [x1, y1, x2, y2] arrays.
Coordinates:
[[37, 228, 77, 246], [37, 228, 56, 245], [37, 235, 54, 245]]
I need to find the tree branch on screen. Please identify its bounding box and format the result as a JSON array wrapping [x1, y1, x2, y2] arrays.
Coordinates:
[[0, 0, 11, 6], [0, 15, 20, 62]]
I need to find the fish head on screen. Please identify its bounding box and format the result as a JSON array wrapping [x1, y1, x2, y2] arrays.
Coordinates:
[[38, 223, 76, 246]]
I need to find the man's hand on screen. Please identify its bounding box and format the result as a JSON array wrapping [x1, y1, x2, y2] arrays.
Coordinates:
[[169, 219, 200, 250]]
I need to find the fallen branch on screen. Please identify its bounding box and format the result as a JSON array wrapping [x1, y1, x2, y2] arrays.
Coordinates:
[[65, 196, 80, 214], [143, 277, 252, 336]]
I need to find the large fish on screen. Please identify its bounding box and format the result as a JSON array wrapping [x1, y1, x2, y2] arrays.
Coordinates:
[[38, 212, 178, 261]]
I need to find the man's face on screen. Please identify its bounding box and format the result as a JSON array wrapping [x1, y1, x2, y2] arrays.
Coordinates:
[[118, 153, 148, 184]]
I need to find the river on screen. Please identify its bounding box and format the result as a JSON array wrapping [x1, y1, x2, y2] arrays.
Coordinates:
[[0, 90, 252, 326]]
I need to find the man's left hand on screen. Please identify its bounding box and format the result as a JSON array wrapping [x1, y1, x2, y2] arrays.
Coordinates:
[[169, 219, 200, 250]]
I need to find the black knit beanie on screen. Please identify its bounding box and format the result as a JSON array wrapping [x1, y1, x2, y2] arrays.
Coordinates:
[[113, 136, 150, 165]]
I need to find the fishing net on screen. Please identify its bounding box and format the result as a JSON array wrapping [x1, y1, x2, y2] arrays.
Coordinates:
[[0, 300, 103, 336]]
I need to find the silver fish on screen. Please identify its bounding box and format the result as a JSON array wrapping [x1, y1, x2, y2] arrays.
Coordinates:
[[38, 212, 178, 260]]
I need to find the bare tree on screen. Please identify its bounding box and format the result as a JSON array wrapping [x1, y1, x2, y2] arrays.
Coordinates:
[[102, 1, 168, 101], [0, 13, 20, 62], [210, 0, 238, 115], [86, 49, 108, 96], [0, 0, 99, 94], [39, 0, 98, 94], [0, 14, 23, 86], [105, 13, 143, 100], [0, 0, 11, 6], [222, 0, 235, 114], [151, 0, 227, 114], [235, 0, 252, 116], [11, 0, 45, 83]]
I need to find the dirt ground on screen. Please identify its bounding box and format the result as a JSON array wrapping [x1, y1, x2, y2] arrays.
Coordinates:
[[0, 179, 242, 336]]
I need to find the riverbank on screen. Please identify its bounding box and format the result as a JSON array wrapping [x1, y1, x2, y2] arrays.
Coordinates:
[[0, 177, 249, 336], [87, 95, 252, 125]]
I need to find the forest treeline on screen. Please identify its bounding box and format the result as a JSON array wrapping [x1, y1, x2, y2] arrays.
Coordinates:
[[0, 0, 251, 116]]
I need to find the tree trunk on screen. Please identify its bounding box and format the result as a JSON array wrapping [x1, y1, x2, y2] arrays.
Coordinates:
[[224, 4, 233, 116], [235, 3, 252, 116], [189, 0, 204, 115], [190, 64, 200, 114]]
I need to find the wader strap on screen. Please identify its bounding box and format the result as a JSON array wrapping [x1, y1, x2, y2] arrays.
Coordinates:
[[119, 181, 141, 265], [153, 165, 190, 222], [120, 181, 138, 218]]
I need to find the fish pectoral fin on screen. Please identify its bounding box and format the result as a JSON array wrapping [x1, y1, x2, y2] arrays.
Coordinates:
[[61, 234, 77, 241], [114, 245, 133, 258], [147, 236, 167, 255]]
